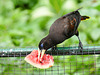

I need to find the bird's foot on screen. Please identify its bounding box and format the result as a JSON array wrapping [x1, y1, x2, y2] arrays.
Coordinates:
[[78, 42, 83, 52], [51, 46, 57, 51], [51, 46, 58, 54]]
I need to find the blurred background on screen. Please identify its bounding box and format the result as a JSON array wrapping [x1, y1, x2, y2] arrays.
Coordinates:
[[0, 0, 100, 75]]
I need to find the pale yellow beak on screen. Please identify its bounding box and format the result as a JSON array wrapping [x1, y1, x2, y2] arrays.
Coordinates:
[[38, 48, 41, 59], [38, 48, 46, 59]]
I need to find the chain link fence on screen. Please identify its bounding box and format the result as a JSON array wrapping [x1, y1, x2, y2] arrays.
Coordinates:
[[0, 45, 100, 75]]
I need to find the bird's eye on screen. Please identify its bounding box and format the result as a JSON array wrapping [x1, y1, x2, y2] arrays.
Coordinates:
[[41, 43, 43, 48]]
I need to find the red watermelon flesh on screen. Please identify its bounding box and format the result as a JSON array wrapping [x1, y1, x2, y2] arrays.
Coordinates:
[[24, 50, 54, 69]]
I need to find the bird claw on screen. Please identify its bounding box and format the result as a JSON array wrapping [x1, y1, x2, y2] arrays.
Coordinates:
[[78, 42, 83, 52], [51, 46, 57, 50]]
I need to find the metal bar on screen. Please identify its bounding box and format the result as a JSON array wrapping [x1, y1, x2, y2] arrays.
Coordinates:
[[0, 46, 100, 57]]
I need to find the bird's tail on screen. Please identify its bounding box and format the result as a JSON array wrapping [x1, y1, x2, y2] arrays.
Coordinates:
[[74, 7, 90, 21], [81, 16, 90, 21], [75, 7, 83, 12]]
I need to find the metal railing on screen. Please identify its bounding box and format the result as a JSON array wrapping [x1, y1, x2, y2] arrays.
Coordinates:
[[0, 46, 100, 57]]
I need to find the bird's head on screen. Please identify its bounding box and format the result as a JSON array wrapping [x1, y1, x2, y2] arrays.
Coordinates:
[[38, 36, 53, 59]]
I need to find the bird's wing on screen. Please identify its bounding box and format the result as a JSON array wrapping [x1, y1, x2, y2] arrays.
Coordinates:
[[63, 16, 80, 37], [71, 16, 78, 32]]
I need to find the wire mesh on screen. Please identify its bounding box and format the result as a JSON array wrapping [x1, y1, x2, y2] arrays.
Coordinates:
[[0, 45, 100, 75]]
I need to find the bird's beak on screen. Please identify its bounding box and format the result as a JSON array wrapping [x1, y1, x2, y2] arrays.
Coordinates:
[[41, 49, 46, 58], [38, 48, 41, 59], [38, 48, 46, 59]]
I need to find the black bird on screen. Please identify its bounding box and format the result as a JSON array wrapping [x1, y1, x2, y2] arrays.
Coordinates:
[[38, 8, 90, 58]]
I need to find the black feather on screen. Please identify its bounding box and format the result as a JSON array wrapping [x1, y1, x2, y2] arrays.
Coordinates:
[[39, 8, 89, 51]]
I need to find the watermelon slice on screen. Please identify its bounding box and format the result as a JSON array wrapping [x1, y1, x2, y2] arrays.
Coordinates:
[[24, 50, 54, 69]]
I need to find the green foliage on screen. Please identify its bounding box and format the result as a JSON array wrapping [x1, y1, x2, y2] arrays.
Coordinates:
[[0, 0, 100, 75], [12, 0, 38, 9], [49, 0, 65, 13]]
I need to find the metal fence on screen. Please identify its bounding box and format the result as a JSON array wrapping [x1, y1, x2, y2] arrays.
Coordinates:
[[0, 45, 100, 75]]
